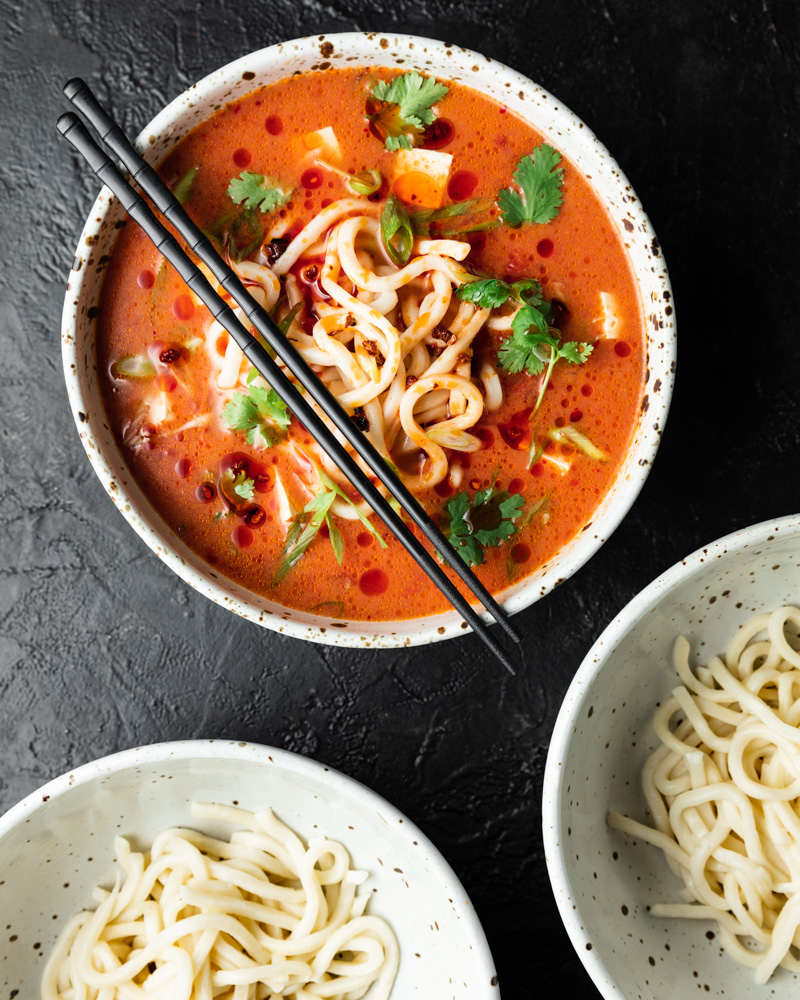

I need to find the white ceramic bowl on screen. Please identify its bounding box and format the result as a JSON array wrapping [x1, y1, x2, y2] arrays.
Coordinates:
[[543, 514, 800, 999], [61, 32, 674, 648], [0, 739, 497, 997]]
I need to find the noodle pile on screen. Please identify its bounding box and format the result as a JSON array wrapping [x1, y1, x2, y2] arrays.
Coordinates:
[[609, 606, 800, 983], [204, 198, 509, 512], [42, 803, 399, 1000]]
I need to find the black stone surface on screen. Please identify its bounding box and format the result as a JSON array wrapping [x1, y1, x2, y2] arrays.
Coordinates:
[[1, 0, 799, 995]]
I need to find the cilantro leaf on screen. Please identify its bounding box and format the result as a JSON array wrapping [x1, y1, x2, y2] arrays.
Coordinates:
[[369, 71, 449, 151], [497, 315, 593, 418], [227, 172, 290, 213], [221, 384, 291, 450], [233, 475, 255, 501], [456, 278, 512, 309], [444, 483, 525, 568], [497, 144, 565, 227], [456, 275, 547, 311]]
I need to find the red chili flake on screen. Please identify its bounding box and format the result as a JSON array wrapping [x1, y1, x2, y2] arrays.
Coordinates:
[[195, 482, 216, 503], [422, 117, 455, 149], [242, 505, 266, 527], [570, 409, 583, 422], [253, 471, 274, 493], [159, 347, 181, 364], [265, 238, 289, 265]]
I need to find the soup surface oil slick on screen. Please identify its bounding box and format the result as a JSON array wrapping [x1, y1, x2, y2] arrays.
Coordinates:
[[97, 67, 644, 621]]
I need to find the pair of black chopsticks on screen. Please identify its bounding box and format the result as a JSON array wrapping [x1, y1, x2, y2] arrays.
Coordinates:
[[57, 78, 523, 673]]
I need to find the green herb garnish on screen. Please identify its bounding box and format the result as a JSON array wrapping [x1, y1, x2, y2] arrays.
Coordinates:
[[348, 169, 382, 196], [227, 172, 290, 214], [471, 276, 592, 419], [309, 600, 346, 618], [497, 144, 565, 227], [173, 166, 199, 205], [369, 71, 449, 151], [221, 384, 291, 450], [380, 194, 414, 267], [316, 160, 382, 197], [111, 355, 157, 379], [233, 474, 255, 501], [274, 467, 386, 582], [444, 481, 525, 568]]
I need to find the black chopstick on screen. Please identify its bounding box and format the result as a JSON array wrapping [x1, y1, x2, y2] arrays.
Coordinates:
[[60, 79, 521, 653], [57, 109, 521, 674]]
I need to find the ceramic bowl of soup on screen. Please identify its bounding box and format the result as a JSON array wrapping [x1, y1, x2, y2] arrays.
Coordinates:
[[542, 514, 800, 999], [62, 32, 675, 647], [0, 739, 498, 997]]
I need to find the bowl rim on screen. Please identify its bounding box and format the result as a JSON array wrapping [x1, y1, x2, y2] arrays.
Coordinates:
[[61, 30, 675, 649], [0, 738, 498, 990], [541, 512, 800, 999]]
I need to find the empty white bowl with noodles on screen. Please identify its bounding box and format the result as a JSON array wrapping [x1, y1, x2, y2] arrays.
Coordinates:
[[61, 32, 674, 648], [0, 740, 498, 998], [542, 513, 800, 1000]]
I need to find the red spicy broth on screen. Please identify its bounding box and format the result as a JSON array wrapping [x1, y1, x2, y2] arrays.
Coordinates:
[[95, 67, 645, 622]]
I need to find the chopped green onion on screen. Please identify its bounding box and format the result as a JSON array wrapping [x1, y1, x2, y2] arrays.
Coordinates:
[[547, 425, 607, 461], [173, 166, 199, 204], [315, 159, 382, 197], [380, 194, 414, 267], [348, 169, 382, 196], [111, 355, 157, 379]]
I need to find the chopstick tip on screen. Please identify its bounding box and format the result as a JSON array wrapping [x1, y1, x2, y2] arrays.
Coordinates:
[[63, 77, 88, 101], [56, 111, 79, 137]]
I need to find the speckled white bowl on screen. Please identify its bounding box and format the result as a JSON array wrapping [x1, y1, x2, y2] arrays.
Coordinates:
[[61, 32, 674, 648], [0, 739, 497, 997], [543, 514, 800, 999]]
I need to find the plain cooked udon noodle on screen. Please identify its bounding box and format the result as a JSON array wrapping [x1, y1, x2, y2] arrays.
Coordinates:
[[42, 803, 399, 1000], [608, 606, 800, 984], [203, 198, 502, 515]]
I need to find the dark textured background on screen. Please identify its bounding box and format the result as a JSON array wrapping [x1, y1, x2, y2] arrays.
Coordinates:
[[1, 0, 799, 995]]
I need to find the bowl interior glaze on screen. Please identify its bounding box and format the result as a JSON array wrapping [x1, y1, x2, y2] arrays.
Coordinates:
[[543, 515, 800, 1000], [62, 32, 674, 647], [0, 740, 497, 997]]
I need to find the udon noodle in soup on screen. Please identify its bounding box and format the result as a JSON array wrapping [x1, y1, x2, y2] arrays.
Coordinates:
[[96, 66, 645, 621]]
